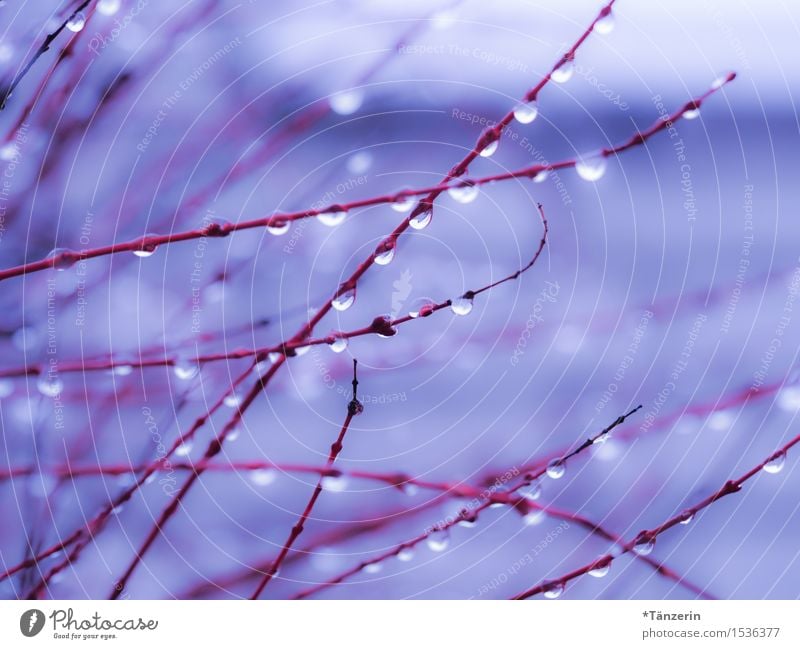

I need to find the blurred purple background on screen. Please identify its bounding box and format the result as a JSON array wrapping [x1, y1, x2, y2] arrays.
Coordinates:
[[1, 0, 799, 599]]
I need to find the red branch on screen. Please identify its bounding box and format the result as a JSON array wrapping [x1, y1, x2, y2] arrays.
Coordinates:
[[250, 359, 363, 599], [512, 433, 800, 599]]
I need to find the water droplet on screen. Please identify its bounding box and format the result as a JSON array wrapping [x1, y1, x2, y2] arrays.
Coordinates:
[[679, 510, 694, 525], [144, 473, 156, 485], [317, 209, 347, 227], [594, 432, 611, 445], [593, 10, 615, 35], [227, 426, 241, 442], [0, 142, 17, 161], [47, 248, 76, 271], [542, 581, 564, 599], [576, 152, 607, 182], [763, 451, 786, 475], [711, 75, 729, 90], [546, 459, 565, 479], [347, 151, 372, 174], [409, 297, 436, 318], [267, 351, 282, 364], [223, 393, 242, 408], [399, 482, 419, 496], [391, 191, 415, 213], [426, 528, 450, 552], [36, 374, 63, 397], [332, 288, 356, 312], [479, 140, 498, 157], [448, 180, 479, 204], [267, 219, 290, 236], [175, 442, 193, 457], [322, 474, 348, 491], [632, 533, 655, 556], [551, 59, 574, 83], [112, 364, 133, 376], [588, 558, 611, 578], [450, 294, 473, 316], [513, 99, 539, 124], [397, 546, 415, 562], [458, 509, 478, 528], [111, 505, 124, 516], [250, 468, 276, 486], [173, 361, 199, 381], [532, 169, 549, 183], [66, 12, 86, 32], [683, 107, 701, 120], [0, 378, 13, 398], [328, 336, 348, 353], [373, 243, 395, 266], [294, 344, 311, 357], [777, 386, 800, 411], [363, 561, 383, 574], [517, 481, 542, 501], [133, 235, 158, 257], [329, 89, 363, 115], [97, 0, 121, 16], [708, 410, 734, 431], [408, 208, 433, 230], [523, 509, 547, 526]]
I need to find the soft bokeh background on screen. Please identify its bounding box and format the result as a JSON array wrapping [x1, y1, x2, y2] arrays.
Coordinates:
[[0, 0, 799, 599]]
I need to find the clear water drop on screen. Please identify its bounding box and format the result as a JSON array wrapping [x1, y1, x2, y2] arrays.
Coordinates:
[[47, 248, 76, 271], [777, 386, 800, 411], [347, 151, 372, 174], [513, 99, 539, 124], [409, 297, 436, 318], [533, 169, 549, 183], [173, 361, 199, 381], [479, 140, 498, 157], [576, 152, 607, 182], [111, 505, 124, 516], [542, 581, 565, 599], [517, 481, 542, 501], [593, 10, 615, 35], [267, 219, 290, 236], [426, 528, 450, 552], [0, 142, 17, 161], [711, 75, 729, 90], [409, 208, 433, 230], [112, 364, 133, 376], [328, 336, 348, 353], [0, 378, 13, 398], [363, 561, 383, 574], [594, 432, 611, 445], [763, 451, 786, 475], [322, 473, 348, 492], [175, 442, 193, 457], [546, 459, 566, 479], [97, 0, 121, 16], [133, 235, 158, 257], [523, 509, 547, 526], [397, 547, 415, 562], [679, 510, 694, 525], [447, 180, 479, 204], [332, 288, 356, 312], [588, 559, 611, 578], [250, 468, 276, 486], [458, 509, 478, 528], [632, 534, 655, 556], [373, 244, 395, 266], [144, 473, 156, 485], [227, 426, 241, 442], [391, 192, 415, 213], [317, 209, 347, 227], [66, 12, 86, 32], [223, 393, 242, 408], [267, 351, 283, 364], [36, 374, 63, 397], [294, 345, 311, 357], [450, 294, 474, 316], [552, 59, 574, 83], [683, 107, 701, 120], [329, 89, 363, 115]]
